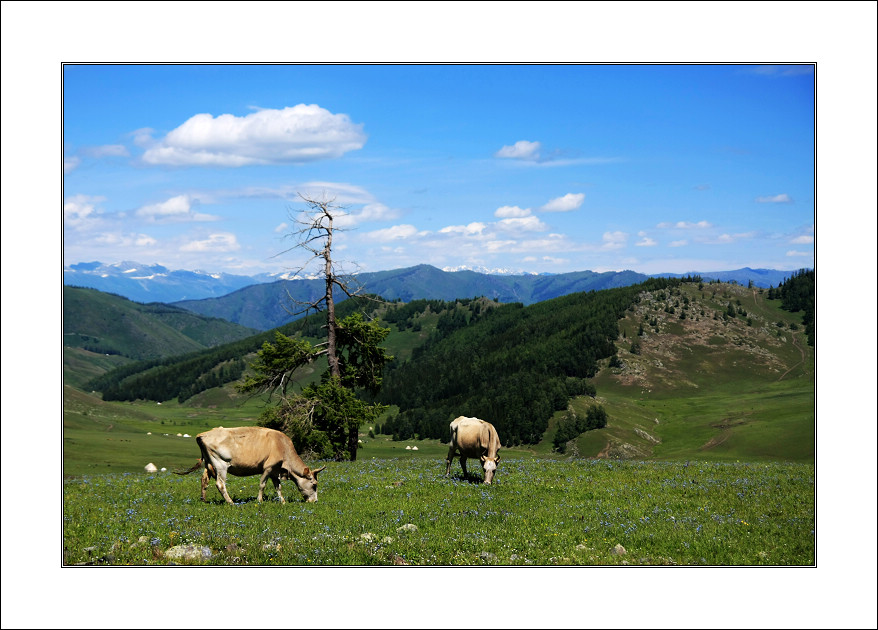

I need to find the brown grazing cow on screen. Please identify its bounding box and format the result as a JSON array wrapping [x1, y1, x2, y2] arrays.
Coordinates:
[[445, 416, 501, 484], [177, 426, 325, 503]]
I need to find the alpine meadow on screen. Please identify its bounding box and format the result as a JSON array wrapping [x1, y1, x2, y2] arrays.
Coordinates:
[[63, 270, 815, 567]]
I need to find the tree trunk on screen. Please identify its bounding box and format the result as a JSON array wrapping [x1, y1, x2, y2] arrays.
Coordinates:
[[320, 210, 357, 461]]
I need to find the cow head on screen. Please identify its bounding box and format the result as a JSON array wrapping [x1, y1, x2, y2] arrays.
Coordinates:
[[480, 455, 500, 484], [283, 465, 326, 502]]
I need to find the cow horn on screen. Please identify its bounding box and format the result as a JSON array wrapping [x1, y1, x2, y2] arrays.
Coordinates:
[[312, 465, 326, 476]]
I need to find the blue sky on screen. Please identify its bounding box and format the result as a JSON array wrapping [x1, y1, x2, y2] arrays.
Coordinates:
[[63, 63, 815, 277]]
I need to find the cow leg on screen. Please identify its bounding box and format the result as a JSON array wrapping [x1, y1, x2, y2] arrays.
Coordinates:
[[271, 475, 286, 504], [460, 456, 468, 478], [214, 464, 234, 504], [257, 470, 272, 502], [200, 468, 211, 501], [445, 446, 456, 477]]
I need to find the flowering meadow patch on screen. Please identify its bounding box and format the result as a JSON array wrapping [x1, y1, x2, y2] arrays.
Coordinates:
[[63, 458, 814, 566]]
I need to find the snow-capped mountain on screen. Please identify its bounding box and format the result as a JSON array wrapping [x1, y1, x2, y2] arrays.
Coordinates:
[[63, 261, 274, 304], [441, 265, 548, 276], [64, 260, 802, 310]]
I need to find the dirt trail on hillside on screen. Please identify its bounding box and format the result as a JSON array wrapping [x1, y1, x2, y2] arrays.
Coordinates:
[[778, 332, 806, 381]]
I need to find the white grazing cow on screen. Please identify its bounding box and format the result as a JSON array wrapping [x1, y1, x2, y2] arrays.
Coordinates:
[[176, 426, 325, 503], [445, 416, 501, 484]]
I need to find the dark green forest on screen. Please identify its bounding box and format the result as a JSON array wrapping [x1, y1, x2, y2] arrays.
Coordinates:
[[775, 268, 815, 346], [377, 277, 697, 446], [85, 297, 376, 403]]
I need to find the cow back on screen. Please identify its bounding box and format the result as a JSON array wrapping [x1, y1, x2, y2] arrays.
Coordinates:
[[197, 426, 304, 472]]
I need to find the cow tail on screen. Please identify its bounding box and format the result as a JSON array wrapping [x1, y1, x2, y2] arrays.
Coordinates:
[[173, 459, 204, 475]]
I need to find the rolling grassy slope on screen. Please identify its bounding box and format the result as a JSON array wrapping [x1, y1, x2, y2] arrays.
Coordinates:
[[63, 281, 814, 474], [568, 282, 814, 462], [63, 286, 258, 388]]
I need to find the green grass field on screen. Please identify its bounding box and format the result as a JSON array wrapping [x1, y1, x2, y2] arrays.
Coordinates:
[[61, 281, 816, 567], [63, 457, 814, 566]]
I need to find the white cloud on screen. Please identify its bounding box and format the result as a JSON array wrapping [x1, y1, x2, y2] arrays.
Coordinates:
[[497, 216, 548, 233], [296, 181, 375, 205], [494, 205, 531, 218], [755, 193, 793, 203], [64, 156, 81, 174], [440, 222, 487, 236], [364, 224, 425, 241], [494, 140, 541, 161], [130, 128, 155, 147], [336, 202, 401, 228], [83, 144, 129, 158], [669, 240, 688, 247], [786, 250, 811, 257], [141, 105, 366, 167], [790, 235, 814, 244], [539, 193, 584, 212], [712, 232, 756, 244], [180, 233, 240, 252], [91, 232, 157, 248], [274, 222, 289, 233], [484, 239, 518, 252], [657, 220, 712, 229], [135, 235, 158, 247], [136, 195, 218, 222], [636, 237, 658, 247], [64, 194, 104, 228], [601, 231, 628, 250]]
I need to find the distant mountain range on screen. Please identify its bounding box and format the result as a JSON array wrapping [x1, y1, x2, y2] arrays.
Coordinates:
[[63, 261, 298, 303], [64, 260, 803, 331]]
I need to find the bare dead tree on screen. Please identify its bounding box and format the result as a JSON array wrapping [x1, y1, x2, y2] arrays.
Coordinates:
[[255, 192, 392, 461], [273, 192, 365, 380]]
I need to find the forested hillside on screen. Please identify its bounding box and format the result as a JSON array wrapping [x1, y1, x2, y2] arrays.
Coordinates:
[[377, 277, 697, 446], [84, 294, 408, 404], [63, 286, 259, 389], [774, 268, 814, 346], [172, 265, 659, 330]]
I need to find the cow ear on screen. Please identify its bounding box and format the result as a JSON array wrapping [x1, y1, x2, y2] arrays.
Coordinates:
[[302, 466, 311, 477]]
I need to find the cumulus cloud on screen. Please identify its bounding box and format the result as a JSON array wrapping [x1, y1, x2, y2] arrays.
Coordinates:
[[494, 205, 531, 218], [601, 231, 628, 250], [497, 216, 548, 232], [657, 220, 712, 229], [83, 144, 130, 158], [636, 237, 658, 247], [92, 232, 157, 248], [364, 224, 425, 241], [494, 140, 541, 161], [790, 235, 813, 244], [64, 194, 104, 228], [712, 232, 756, 244], [539, 193, 584, 212], [440, 223, 488, 236], [180, 233, 240, 252], [755, 193, 793, 203], [141, 105, 366, 167], [130, 128, 156, 147], [64, 156, 81, 174], [336, 202, 401, 228], [136, 195, 218, 222]]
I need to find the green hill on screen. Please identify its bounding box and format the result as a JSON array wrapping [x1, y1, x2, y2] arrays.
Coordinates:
[[63, 278, 814, 469], [63, 286, 259, 389], [548, 281, 814, 462]]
